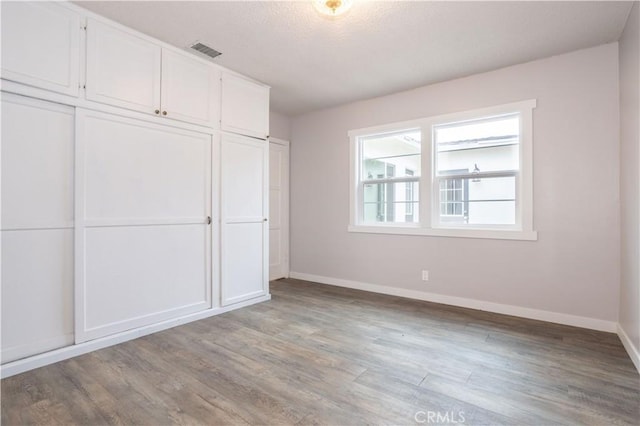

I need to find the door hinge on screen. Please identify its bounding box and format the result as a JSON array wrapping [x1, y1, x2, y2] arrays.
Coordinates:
[[207, 216, 212, 225]]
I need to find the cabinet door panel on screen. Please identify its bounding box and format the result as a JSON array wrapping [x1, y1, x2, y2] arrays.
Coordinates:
[[161, 50, 219, 126], [221, 73, 269, 139], [221, 134, 268, 306], [1, 94, 74, 230], [222, 138, 265, 219], [1, 229, 74, 363], [222, 223, 265, 303], [81, 112, 210, 221], [86, 19, 161, 114], [1, 2, 80, 96], [83, 225, 209, 339]]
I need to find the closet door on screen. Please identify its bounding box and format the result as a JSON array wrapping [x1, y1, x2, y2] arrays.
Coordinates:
[[85, 19, 161, 115], [1, 2, 80, 96], [220, 133, 269, 306], [75, 110, 212, 342], [1, 94, 75, 363]]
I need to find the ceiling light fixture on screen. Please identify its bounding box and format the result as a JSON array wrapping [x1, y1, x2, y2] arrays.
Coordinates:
[[313, 0, 353, 17]]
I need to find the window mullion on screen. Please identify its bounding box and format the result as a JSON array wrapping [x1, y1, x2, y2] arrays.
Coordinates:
[[421, 122, 432, 229]]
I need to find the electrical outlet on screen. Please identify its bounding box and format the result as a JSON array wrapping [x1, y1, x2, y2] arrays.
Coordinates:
[[421, 270, 429, 281]]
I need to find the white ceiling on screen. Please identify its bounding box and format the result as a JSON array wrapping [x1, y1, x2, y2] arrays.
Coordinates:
[[75, 1, 634, 116]]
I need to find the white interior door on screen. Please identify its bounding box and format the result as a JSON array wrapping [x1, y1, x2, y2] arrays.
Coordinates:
[[269, 139, 290, 281], [75, 109, 212, 342], [1, 94, 75, 363], [220, 133, 268, 306]]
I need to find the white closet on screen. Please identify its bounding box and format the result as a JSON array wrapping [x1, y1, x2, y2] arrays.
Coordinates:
[[1, 0, 271, 375]]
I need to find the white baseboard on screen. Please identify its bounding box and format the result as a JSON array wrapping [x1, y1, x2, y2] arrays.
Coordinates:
[[617, 323, 640, 373], [288, 271, 618, 333], [0, 294, 271, 379]]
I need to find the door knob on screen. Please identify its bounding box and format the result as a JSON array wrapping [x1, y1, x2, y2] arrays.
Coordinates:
[[162, 111, 167, 116], [155, 109, 160, 114]]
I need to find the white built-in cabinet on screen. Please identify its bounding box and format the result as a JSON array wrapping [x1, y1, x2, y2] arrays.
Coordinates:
[[220, 133, 269, 305], [0, 0, 270, 372], [1, 94, 75, 363], [86, 19, 220, 126], [1, 2, 80, 96], [221, 73, 270, 139]]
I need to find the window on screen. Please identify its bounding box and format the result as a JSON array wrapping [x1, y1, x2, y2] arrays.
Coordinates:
[[359, 129, 420, 224], [433, 114, 520, 227], [349, 100, 536, 240]]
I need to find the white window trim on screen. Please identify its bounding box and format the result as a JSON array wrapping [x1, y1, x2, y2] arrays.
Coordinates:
[[348, 100, 537, 241]]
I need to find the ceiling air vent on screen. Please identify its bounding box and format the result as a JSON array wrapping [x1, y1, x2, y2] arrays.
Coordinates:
[[189, 42, 222, 59]]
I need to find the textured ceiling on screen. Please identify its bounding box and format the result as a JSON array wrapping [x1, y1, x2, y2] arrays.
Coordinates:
[[75, 1, 633, 116]]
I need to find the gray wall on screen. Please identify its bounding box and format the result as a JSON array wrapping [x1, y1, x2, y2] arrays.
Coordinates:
[[619, 2, 639, 361], [290, 43, 621, 324], [269, 110, 291, 141]]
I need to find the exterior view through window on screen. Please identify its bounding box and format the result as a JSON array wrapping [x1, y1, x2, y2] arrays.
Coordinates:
[[434, 113, 519, 226], [360, 130, 420, 223]]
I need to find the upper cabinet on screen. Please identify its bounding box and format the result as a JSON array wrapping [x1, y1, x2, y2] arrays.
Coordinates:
[[161, 49, 220, 126], [86, 19, 219, 127], [86, 19, 161, 115], [221, 73, 270, 140], [1, 2, 80, 96]]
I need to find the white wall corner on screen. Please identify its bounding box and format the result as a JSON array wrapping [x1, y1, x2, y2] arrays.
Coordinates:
[[617, 323, 640, 374], [288, 271, 618, 333]]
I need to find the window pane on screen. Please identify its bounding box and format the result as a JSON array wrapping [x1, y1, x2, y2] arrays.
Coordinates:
[[361, 130, 421, 180], [435, 114, 519, 174], [363, 181, 419, 223], [468, 201, 515, 225], [438, 176, 516, 225]]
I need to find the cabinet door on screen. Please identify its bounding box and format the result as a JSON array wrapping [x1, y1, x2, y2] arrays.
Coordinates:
[[1, 94, 75, 363], [86, 19, 161, 115], [221, 133, 269, 306], [221, 73, 270, 139], [76, 110, 212, 342], [161, 49, 220, 127], [1, 2, 80, 96]]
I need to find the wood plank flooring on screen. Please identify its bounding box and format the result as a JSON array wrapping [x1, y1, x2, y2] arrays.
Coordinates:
[[2, 278, 639, 425]]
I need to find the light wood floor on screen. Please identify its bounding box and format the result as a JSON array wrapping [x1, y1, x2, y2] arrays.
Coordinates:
[[2, 278, 639, 425]]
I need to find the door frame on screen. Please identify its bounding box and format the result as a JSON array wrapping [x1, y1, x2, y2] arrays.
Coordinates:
[[269, 137, 290, 280]]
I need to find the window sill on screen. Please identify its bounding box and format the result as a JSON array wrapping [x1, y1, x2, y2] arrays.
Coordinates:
[[348, 225, 538, 241]]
